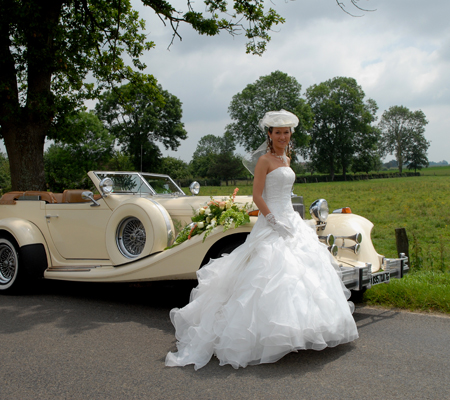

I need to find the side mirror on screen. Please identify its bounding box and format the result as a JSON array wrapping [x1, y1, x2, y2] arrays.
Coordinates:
[[82, 191, 100, 207]]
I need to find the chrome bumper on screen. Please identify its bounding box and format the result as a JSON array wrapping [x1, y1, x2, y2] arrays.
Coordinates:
[[340, 253, 409, 291]]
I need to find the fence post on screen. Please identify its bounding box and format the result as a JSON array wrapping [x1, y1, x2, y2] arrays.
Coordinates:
[[395, 228, 409, 262]]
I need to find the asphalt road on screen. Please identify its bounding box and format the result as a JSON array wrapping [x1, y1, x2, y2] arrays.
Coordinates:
[[1, 280, 449, 400]]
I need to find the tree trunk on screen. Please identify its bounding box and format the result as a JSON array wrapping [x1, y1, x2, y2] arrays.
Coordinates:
[[3, 122, 47, 191], [0, 1, 63, 191]]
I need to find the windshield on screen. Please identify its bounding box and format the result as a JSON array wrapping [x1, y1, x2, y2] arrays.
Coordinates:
[[94, 172, 185, 196]]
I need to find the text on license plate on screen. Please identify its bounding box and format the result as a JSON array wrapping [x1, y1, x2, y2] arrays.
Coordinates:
[[371, 271, 390, 285]]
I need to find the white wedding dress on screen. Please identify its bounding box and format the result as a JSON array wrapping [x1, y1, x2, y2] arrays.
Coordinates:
[[166, 167, 358, 370]]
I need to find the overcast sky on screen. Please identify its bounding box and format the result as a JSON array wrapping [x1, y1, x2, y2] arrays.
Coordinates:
[[130, 0, 449, 163]]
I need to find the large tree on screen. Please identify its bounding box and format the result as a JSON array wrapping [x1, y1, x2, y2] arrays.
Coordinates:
[[378, 106, 429, 173], [305, 77, 378, 180], [0, 0, 288, 191], [227, 71, 313, 154], [95, 78, 187, 172]]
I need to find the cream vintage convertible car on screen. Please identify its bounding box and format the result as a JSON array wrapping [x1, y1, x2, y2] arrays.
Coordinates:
[[0, 171, 408, 297]]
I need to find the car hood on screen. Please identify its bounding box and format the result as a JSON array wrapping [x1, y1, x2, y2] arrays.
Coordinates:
[[155, 195, 254, 215]]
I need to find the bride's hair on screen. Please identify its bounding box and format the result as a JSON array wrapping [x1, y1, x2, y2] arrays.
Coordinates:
[[267, 127, 293, 158]]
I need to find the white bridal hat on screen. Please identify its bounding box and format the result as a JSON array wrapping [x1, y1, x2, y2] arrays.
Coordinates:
[[258, 109, 299, 132]]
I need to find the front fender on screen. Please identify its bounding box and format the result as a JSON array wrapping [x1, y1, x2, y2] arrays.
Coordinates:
[[105, 197, 175, 265], [322, 213, 382, 272]]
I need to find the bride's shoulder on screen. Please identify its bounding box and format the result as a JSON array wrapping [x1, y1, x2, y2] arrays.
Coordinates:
[[259, 153, 271, 162], [254, 154, 271, 177], [256, 153, 271, 167]]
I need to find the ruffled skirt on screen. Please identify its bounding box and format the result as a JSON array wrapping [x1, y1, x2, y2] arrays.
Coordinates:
[[166, 216, 358, 370]]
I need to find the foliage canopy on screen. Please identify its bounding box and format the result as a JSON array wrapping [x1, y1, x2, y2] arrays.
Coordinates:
[[191, 133, 245, 183], [305, 76, 379, 180], [95, 78, 187, 172], [227, 71, 313, 156], [44, 112, 114, 192], [378, 105, 429, 174]]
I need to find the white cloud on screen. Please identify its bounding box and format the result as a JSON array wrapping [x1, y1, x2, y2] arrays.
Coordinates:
[[136, 0, 450, 162]]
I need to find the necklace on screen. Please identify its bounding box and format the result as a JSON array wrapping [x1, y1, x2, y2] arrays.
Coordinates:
[[271, 152, 287, 165]]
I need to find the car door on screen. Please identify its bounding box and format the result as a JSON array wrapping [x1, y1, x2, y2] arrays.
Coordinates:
[[45, 197, 112, 260]]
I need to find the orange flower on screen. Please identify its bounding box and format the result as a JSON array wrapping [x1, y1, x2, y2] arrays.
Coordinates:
[[188, 224, 197, 240], [232, 187, 239, 201]]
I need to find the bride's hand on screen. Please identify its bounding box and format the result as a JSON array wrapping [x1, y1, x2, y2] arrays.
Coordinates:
[[265, 213, 294, 239]]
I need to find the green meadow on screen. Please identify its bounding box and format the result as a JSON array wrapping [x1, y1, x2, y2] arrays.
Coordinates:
[[415, 165, 450, 176], [186, 167, 450, 313]]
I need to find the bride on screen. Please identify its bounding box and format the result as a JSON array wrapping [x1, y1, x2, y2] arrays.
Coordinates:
[[166, 110, 358, 370]]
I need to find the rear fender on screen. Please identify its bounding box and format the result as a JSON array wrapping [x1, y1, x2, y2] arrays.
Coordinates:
[[0, 218, 50, 276], [0, 217, 48, 247]]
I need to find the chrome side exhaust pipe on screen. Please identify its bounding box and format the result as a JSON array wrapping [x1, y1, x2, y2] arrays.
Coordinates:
[[328, 244, 338, 256]]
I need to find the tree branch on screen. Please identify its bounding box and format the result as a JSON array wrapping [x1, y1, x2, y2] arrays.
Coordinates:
[[335, 0, 376, 17]]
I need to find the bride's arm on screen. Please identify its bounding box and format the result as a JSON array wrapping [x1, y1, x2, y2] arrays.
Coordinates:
[[252, 157, 271, 216]]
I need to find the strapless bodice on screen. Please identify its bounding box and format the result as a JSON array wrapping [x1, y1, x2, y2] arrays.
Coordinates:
[[262, 167, 296, 216]]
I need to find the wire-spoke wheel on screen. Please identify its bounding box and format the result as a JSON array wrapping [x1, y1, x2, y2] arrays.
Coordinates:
[[116, 217, 146, 259], [0, 238, 19, 291]]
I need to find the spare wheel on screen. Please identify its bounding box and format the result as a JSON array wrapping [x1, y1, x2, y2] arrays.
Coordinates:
[[106, 199, 173, 265]]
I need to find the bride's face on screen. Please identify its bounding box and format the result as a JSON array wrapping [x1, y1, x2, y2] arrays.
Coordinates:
[[269, 127, 291, 151]]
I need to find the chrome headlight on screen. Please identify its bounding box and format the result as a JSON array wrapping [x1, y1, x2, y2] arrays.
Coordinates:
[[99, 177, 114, 197], [328, 244, 338, 257], [319, 234, 335, 246], [189, 181, 200, 196], [309, 199, 329, 222]]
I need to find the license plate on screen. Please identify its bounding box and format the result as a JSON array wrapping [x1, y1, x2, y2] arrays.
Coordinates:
[[371, 271, 390, 285]]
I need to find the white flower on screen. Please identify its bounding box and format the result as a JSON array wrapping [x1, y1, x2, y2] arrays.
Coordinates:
[[211, 218, 217, 227], [197, 221, 205, 229], [199, 208, 205, 215]]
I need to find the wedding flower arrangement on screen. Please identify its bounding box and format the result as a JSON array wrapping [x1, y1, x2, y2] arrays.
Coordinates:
[[167, 188, 253, 249]]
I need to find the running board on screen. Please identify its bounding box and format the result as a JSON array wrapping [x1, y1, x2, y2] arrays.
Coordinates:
[[47, 265, 101, 272]]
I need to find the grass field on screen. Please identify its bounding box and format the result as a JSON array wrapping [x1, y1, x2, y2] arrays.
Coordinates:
[[187, 173, 450, 313], [192, 175, 450, 269], [391, 165, 450, 176]]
